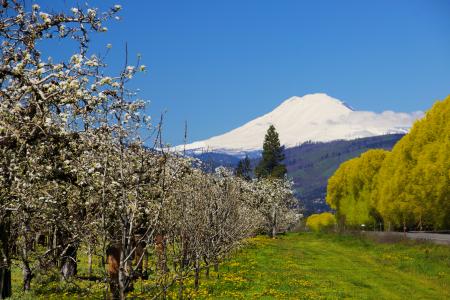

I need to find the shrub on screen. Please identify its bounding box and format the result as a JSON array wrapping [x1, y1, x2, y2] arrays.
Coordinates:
[[306, 213, 336, 232]]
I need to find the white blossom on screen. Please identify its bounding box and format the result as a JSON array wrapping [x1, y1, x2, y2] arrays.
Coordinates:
[[87, 8, 96, 17], [70, 54, 82, 64]]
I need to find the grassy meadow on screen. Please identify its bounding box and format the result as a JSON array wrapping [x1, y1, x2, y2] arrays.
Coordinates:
[[9, 233, 450, 299]]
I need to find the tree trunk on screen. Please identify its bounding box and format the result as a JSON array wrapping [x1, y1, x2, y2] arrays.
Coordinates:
[[0, 266, 11, 299], [0, 215, 12, 299], [204, 257, 210, 279], [194, 255, 200, 291], [142, 249, 149, 280], [155, 235, 168, 273], [21, 215, 34, 292], [106, 244, 121, 299], [403, 220, 407, 238], [118, 259, 126, 300], [214, 259, 219, 278], [270, 207, 277, 238], [118, 223, 132, 300], [22, 261, 32, 291], [134, 237, 146, 278], [61, 244, 78, 280], [50, 227, 61, 268]]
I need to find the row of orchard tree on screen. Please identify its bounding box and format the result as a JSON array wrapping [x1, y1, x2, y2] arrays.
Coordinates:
[[0, 2, 298, 299], [327, 97, 450, 231]]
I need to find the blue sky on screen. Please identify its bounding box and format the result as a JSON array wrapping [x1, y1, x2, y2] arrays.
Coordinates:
[[37, 0, 450, 145]]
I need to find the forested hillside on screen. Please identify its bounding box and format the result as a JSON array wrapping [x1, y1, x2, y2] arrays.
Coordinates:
[[192, 134, 404, 214], [283, 134, 404, 214]]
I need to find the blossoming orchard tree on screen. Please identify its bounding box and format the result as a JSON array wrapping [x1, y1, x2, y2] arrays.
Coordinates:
[[0, 1, 143, 297], [0, 1, 300, 299]]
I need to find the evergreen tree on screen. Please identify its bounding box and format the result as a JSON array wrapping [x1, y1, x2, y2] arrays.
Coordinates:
[[235, 156, 252, 181], [255, 125, 287, 179]]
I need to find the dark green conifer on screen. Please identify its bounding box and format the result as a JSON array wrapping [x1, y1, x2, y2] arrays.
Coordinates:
[[255, 125, 287, 179], [235, 156, 251, 180]]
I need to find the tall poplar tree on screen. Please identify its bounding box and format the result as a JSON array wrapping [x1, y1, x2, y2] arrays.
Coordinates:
[[255, 125, 287, 179]]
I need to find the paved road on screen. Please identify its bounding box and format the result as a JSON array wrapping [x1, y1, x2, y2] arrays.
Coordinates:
[[364, 231, 450, 245]]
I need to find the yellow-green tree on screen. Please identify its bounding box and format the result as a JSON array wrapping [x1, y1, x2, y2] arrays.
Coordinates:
[[375, 97, 450, 230], [327, 149, 388, 228], [306, 212, 336, 232]]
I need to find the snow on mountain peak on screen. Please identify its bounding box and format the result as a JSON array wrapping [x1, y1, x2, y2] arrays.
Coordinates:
[[277, 93, 349, 110], [175, 94, 423, 154]]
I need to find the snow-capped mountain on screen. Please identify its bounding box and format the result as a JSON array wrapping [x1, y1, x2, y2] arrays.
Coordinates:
[[176, 93, 423, 155]]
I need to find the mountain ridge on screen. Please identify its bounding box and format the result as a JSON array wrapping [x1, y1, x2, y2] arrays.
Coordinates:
[[176, 93, 422, 155]]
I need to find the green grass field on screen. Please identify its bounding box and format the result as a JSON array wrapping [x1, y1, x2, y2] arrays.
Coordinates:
[[200, 233, 450, 299], [9, 233, 450, 299]]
